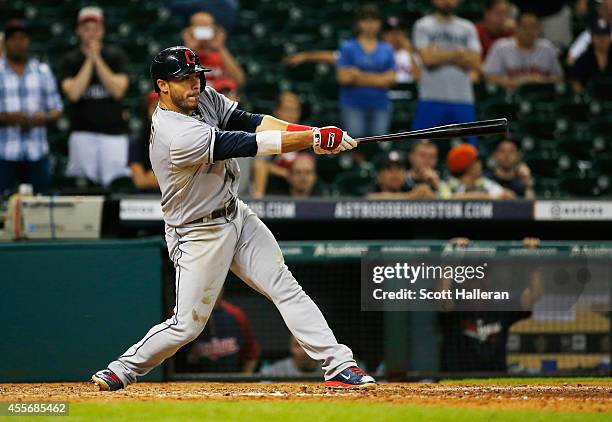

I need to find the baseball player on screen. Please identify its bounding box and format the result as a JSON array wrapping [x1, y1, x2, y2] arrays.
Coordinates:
[[92, 46, 376, 390]]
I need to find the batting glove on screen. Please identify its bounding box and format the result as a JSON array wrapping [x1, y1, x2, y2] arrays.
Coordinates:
[[313, 127, 357, 155]]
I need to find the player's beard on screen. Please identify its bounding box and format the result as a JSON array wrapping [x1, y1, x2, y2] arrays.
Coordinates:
[[170, 88, 199, 114]]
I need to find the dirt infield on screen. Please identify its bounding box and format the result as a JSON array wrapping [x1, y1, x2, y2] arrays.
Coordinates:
[[1, 382, 611, 413]]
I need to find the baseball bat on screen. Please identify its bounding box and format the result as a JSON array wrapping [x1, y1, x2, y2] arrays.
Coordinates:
[[355, 118, 508, 144]]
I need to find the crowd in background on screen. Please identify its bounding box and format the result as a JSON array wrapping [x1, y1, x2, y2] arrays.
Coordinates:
[[1, 0, 611, 200]]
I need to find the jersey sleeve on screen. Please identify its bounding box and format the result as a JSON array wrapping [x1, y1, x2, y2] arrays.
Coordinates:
[[170, 119, 215, 167], [199, 86, 238, 130]]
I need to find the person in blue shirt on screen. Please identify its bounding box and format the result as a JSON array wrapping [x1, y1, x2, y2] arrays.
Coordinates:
[[336, 4, 396, 139]]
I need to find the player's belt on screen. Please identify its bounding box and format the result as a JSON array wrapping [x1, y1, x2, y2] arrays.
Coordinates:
[[185, 197, 237, 225]]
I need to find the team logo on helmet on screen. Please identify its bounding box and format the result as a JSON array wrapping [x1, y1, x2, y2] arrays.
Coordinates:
[[184, 50, 196, 65]]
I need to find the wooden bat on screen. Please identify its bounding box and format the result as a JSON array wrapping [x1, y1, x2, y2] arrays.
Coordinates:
[[355, 118, 508, 144]]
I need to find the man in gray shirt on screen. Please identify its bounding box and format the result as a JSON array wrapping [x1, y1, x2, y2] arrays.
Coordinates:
[[412, 0, 482, 144], [91, 46, 376, 391], [484, 11, 563, 89]]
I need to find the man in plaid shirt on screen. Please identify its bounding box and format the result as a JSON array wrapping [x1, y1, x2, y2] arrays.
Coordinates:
[[0, 20, 63, 194]]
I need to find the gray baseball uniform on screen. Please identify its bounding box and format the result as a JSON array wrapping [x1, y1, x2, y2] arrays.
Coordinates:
[[107, 86, 356, 384]]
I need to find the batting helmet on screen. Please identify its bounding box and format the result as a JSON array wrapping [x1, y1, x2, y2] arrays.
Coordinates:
[[150, 46, 211, 93]]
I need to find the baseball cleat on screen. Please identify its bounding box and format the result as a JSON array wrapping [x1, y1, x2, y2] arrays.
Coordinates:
[[324, 366, 376, 389], [91, 369, 124, 391]]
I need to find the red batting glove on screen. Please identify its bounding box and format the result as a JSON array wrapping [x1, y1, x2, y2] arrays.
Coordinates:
[[312, 126, 344, 154]]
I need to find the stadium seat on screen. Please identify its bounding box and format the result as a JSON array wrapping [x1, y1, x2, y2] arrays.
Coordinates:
[[593, 153, 612, 173], [524, 151, 560, 178], [556, 136, 595, 161], [331, 169, 375, 197], [473, 82, 504, 102], [517, 116, 559, 139], [480, 97, 520, 121], [555, 100, 591, 123], [534, 177, 560, 198], [390, 99, 416, 134], [316, 155, 344, 184], [586, 78, 612, 101], [513, 82, 568, 102], [558, 172, 602, 197]]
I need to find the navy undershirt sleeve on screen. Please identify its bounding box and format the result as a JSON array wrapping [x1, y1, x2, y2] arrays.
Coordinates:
[[225, 108, 265, 133], [212, 130, 258, 161]]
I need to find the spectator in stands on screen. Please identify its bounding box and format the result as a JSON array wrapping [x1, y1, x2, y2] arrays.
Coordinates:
[[282, 153, 324, 198], [336, 4, 396, 138], [60, 6, 130, 187], [0, 20, 63, 195], [181, 11, 245, 90], [477, 0, 515, 59], [128, 91, 158, 191], [261, 334, 323, 376], [483, 11, 563, 90], [166, 0, 240, 33], [412, 0, 482, 145], [439, 143, 515, 199], [381, 16, 420, 84], [252, 91, 303, 198], [406, 140, 441, 193], [568, 0, 612, 64], [512, 0, 588, 49], [486, 137, 535, 199], [367, 151, 436, 199], [569, 20, 612, 93], [285, 15, 418, 85], [176, 290, 260, 374]]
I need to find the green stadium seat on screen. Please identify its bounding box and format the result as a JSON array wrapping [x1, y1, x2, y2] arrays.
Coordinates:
[[586, 78, 612, 101], [480, 97, 520, 121], [284, 63, 319, 83], [524, 151, 560, 178], [474, 82, 505, 102], [555, 100, 591, 123], [517, 116, 559, 139], [331, 169, 375, 197], [556, 136, 595, 161], [316, 155, 344, 184], [390, 99, 417, 134], [590, 117, 612, 137], [518, 99, 556, 120], [513, 82, 568, 102], [593, 153, 612, 172], [534, 177, 560, 198], [558, 172, 602, 197]]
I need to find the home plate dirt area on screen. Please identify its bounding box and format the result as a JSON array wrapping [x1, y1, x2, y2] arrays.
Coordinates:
[[1, 381, 611, 413]]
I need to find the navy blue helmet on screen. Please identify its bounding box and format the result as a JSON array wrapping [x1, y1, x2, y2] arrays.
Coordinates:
[[150, 46, 211, 93]]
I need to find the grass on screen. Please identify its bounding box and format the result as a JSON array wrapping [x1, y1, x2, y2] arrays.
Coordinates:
[[26, 401, 610, 422]]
